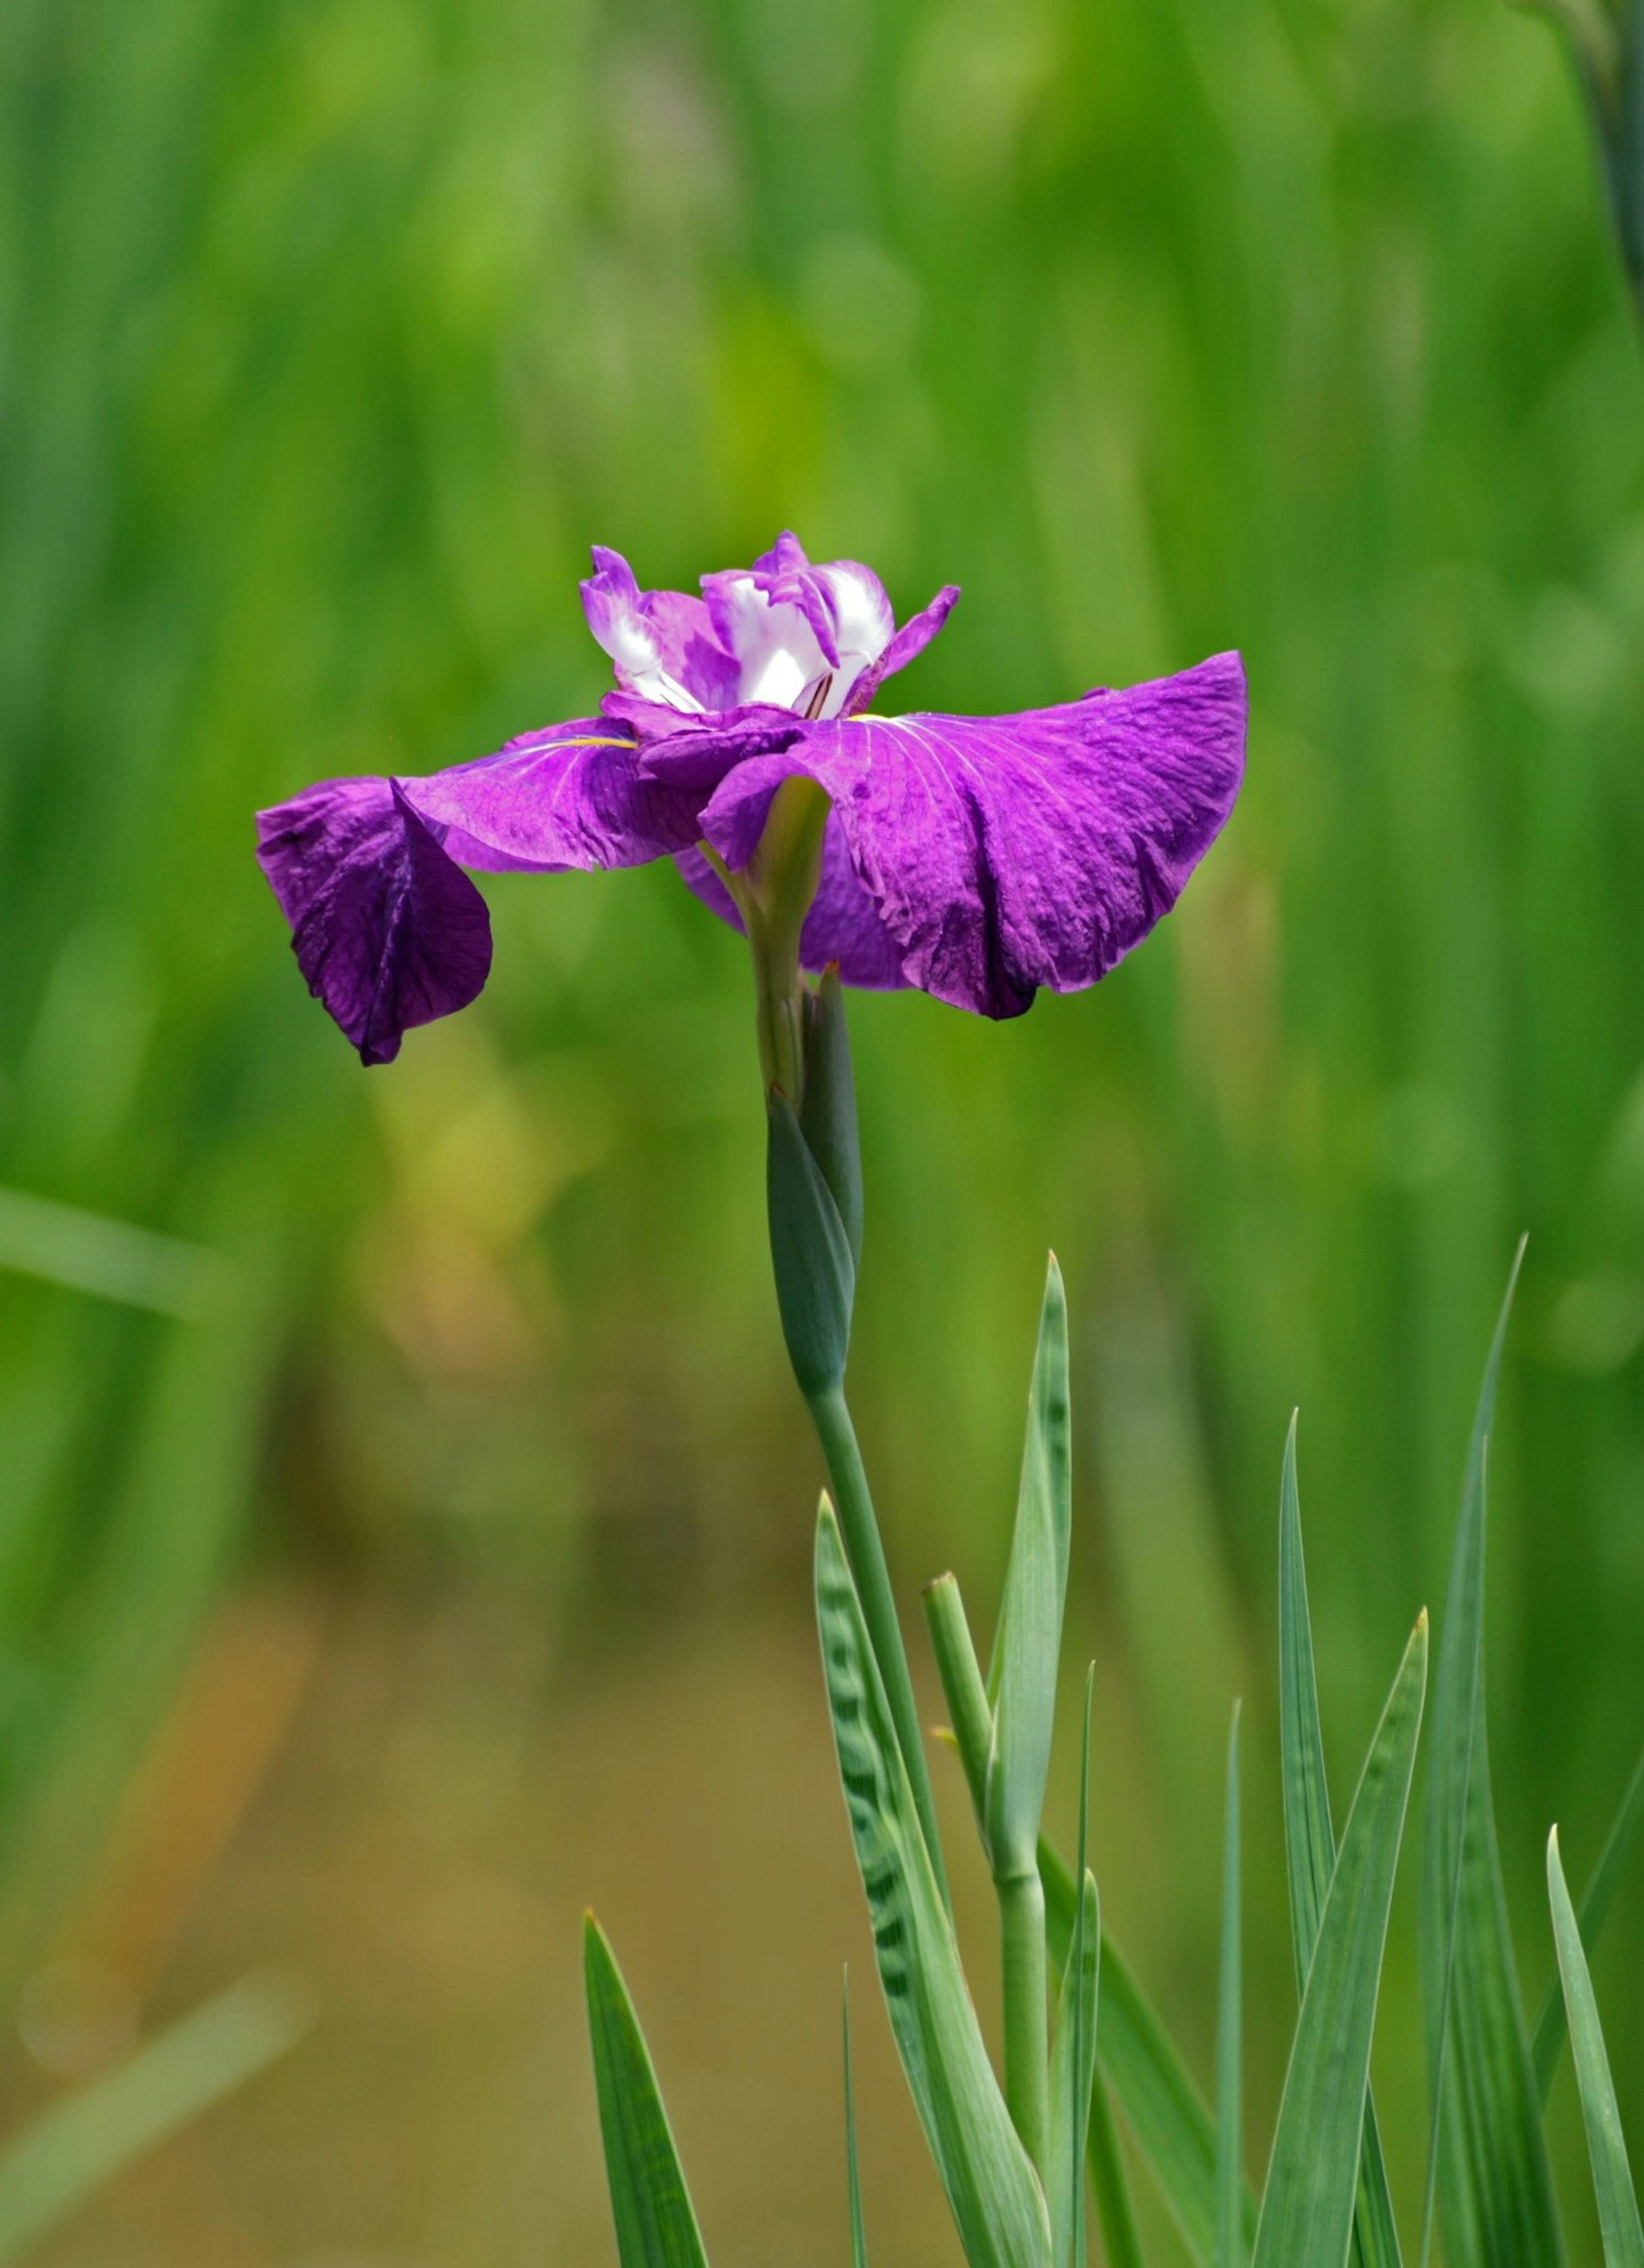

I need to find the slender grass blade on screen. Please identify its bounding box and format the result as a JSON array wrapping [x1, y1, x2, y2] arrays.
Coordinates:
[[584, 1918, 712, 2268], [1048, 1668, 1099, 2268], [1045, 1840, 1250, 2262], [844, 1976, 868, 2268], [1216, 1704, 1244, 2268], [1533, 1738, 1644, 2101], [0, 1973, 306, 2268], [1086, 2077, 1147, 2268], [1277, 1416, 1403, 2268], [1419, 1244, 1564, 2268], [986, 1254, 1072, 1879], [816, 1501, 1051, 2268], [1547, 1828, 1644, 2268], [1251, 1613, 1428, 2268]]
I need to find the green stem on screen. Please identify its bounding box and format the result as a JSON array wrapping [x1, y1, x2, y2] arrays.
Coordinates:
[[922, 1572, 992, 1831], [807, 1383, 951, 1914], [999, 1864, 1050, 2177]]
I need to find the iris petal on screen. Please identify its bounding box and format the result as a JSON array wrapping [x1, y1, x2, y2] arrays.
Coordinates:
[[256, 776, 492, 1066], [694, 652, 1248, 1018]]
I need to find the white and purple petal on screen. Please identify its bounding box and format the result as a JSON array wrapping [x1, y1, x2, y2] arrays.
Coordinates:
[[693, 652, 1248, 1018], [580, 547, 738, 713]]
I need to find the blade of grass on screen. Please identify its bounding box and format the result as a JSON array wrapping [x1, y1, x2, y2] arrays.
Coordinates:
[[584, 1917, 712, 2268], [816, 1500, 1051, 2268], [1251, 1613, 1429, 2268], [1278, 1415, 1403, 2268], [0, 1973, 307, 2268], [1216, 1704, 1244, 2268], [1547, 1828, 1644, 2267], [1044, 1840, 1250, 2263], [1533, 1738, 1644, 2101], [844, 1975, 867, 2268], [1048, 1668, 1099, 2268], [1419, 1243, 1564, 2268]]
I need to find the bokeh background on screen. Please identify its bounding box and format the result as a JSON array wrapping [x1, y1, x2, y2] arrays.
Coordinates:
[[3, 0, 1644, 2258]]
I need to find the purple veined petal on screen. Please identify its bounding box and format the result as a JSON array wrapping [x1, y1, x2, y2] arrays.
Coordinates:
[[694, 651, 1248, 1017], [257, 719, 703, 1063], [702, 561, 836, 715], [580, 547, 739, 712], [256, 776, 492, 1066], [674, 814, 909, 990], [843, 583, 961, 715], [402, 717, 700, 871]]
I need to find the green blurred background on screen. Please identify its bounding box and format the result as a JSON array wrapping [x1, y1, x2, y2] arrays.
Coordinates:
[[2, 0, 1643, 2258]]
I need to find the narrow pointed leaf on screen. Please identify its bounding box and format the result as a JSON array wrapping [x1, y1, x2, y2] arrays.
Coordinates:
[[1533, 1738, 1644, 2100], [584, 1918, 712, 2268], [1216, 1704, 1244, 2268], [844, 1978, 868, 2268], [1419, 1243, 1564, 2268], [816, 1502, 1052, 2268], [986, 1255, 1072, 1877], [1251, 1614, 1428, 2268], [1050, 1870, 1100, 2268], [1277, 1416, 1403, 2268], [1548, 1828, 1644, 2268]]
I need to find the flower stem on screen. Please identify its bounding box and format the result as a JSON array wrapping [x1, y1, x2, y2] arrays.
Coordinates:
[[806, 1382, 951, 1914], [999, 1862, 1051, 2176]]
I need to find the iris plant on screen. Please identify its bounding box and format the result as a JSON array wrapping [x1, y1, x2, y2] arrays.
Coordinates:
[[258, 544, 1644, 2268]]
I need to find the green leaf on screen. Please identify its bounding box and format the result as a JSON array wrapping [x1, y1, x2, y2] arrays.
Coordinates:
[[766, 1090, 854, 1396], [1048, 1668, 1099, 2268], [1548, 1827, 1644, 2268], [1252, 1613, 1429, 2268], [1533, 1737, 1644, 2101], [584, 1916, 712, 2268], [986, 1255, 1072, 1879], [1277, 1416, 1403, 2268], [844, 1976, 868, 2268], [0, 1973, 307, 2268], [1418, 1244, 1564, 2268], [1045, 1840, 1248, 2263], [1216, 1703, 1244, 2268], [816, 1501, 1051, 2268]]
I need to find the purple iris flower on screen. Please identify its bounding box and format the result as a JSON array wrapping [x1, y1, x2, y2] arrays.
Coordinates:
[[256, 535, 1246, 1068]]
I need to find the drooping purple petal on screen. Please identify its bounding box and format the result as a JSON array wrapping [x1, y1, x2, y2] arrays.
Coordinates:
[[694, 651, 1248, 1018], [580, 547, 738, 712], [257, 776, 492, 1066], [674, 815, 909, 991], [257, 720, 705, 1063], [844, 583, 961, 715]]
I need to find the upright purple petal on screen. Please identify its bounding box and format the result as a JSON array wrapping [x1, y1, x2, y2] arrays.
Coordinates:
[[694, 652, 1248, 1017], [843, 584, 961, 714], [674, 815, 909, 991], [257, 776, 491, 1066], [580, 547, 738, 712]]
